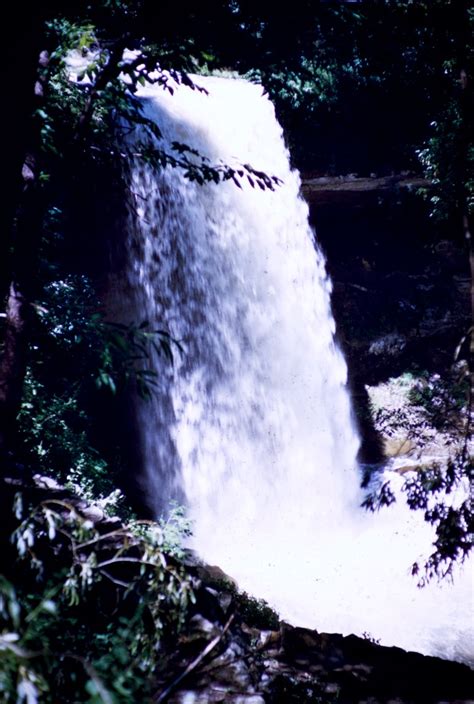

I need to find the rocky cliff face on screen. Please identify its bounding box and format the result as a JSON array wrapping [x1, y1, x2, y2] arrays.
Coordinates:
[[301, 175, 430, 209], [301, 174, 471, 464]]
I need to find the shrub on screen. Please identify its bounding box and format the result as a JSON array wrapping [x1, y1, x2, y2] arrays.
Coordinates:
[[0, 492, 195, 703]]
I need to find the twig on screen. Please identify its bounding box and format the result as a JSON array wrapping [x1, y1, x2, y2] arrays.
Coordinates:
[[100, 569, 132, 589], [96, 556, 164, 569], [76, 527, 134, 550], [153, 613, 235, 703]]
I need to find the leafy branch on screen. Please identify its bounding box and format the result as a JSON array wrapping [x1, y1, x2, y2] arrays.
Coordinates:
[[1, 491, 195, 702], [363, 455, 473, 586]]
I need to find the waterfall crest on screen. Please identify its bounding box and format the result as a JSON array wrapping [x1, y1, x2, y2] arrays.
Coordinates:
[[117, 75, 473, 665]]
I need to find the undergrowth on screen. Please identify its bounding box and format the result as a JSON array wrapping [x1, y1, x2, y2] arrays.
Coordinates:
[[0, 492, 195, 703]]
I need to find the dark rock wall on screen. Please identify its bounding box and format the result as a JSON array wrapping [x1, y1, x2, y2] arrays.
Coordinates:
[[302, 176, 470, 462]]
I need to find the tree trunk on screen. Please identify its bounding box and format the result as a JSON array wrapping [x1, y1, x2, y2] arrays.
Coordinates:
[[0, 51, 49, 466], [0, 284, 31, 460]]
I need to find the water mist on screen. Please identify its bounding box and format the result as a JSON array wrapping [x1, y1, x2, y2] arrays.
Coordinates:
[[117, 75, 473, 666]]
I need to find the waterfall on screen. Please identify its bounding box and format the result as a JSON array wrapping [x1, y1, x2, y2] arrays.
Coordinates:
[[117, 75, 473, 666]]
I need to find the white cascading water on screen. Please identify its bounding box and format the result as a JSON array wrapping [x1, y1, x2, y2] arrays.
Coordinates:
[[120, 75, 473, 665]]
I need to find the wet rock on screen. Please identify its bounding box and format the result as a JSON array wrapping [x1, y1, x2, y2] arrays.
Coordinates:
[[204, 649, 251, 689], [383, 436, 415, 457], [99, 515, 122, 529], [217, 591, 233, 615], [255, 629, 280, 651], [301, 174, 429, 208], [189, 614, 220, 637], [78, 504, 106, 522], [169, 693, 265, 704], [33, 474, 63, 490], [196, 563, 238, 589], [369, 333, 407, 357], [192, 586, 228, 625]]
